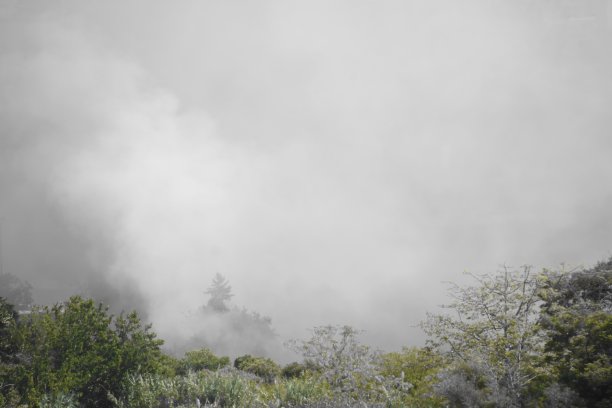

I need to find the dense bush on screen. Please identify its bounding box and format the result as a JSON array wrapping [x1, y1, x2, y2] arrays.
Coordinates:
[[281, 361, 308, 378], [1, 296, 164, 407], [234, 354, 281, 383], [286, 325, 420, 406], [233, 354, 253, 370], [539, 260, 612, 407], [287, 325, 377, 394], [178, 348, 230, 373], [378, 347, 447, 407]]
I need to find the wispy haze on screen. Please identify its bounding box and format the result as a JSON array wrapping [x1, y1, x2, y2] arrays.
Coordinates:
[[1, 1, 611, 358]]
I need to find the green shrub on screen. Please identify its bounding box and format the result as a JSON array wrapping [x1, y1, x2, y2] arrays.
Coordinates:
[[156, 352, 180, 377], [282, 362, 307, 379], [179, 348, 230, 373], [234, 354, 280, 383], [4, 296, 164, 407], [272, 376, 330, 406], [377, 347, 447, 407], [233, 354, 253, 369]]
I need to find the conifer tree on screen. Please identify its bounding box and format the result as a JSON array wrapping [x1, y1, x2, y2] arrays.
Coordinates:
[[204, 273, 233, 312]]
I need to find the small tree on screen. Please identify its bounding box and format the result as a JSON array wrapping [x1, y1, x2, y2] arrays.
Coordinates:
[[5, 296, 164, 407], [287, 325, 376, 393], [204, 273, 233, 312], [421, 266, 546, 406]]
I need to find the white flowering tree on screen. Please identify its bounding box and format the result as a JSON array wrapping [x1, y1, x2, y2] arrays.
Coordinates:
[[421, 266, 547, 406], [287, 325, 377, 393]]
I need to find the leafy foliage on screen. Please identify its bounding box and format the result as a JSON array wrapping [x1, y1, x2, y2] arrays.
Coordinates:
[[378, 347, 447, 407], [281, 361, 308, 379], [269, 375, 330, 406], [0, 297, 16, 353], [2, 296, 164, 407], [421, 266, 547, 406], [0, 297, 21, 407], [539, 259, 612, 407], [1, 258, 611, 407], [285, 325, 419, 406], [234, 354, 281, 383], [433, 362, 490, 408], [179, 348, 230, 373], [287, 325, 377, 394], [115, 311, 166, 378]]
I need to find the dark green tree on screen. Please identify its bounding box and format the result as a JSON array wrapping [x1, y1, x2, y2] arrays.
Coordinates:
[[115, 311, 164, 378], [0, 297, 16, 353], [0, 297, 21, 406], [4, 296, 164, 407], [539, 259, 612, 407]]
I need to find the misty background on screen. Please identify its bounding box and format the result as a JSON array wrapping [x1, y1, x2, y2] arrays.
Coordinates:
[[0, 0, 611, 361]]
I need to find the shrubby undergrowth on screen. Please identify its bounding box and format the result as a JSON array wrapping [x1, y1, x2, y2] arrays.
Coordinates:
[[1, 258, 611, 407]]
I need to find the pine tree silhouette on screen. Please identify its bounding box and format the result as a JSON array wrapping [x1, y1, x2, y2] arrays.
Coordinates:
[[204, 273, 233, 312]]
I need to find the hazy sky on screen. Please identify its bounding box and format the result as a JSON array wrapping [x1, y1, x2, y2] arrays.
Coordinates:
[[1, 1, 611, 357]]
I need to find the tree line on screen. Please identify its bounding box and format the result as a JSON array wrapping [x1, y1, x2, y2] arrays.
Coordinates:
[[0, 259, 611, 407]]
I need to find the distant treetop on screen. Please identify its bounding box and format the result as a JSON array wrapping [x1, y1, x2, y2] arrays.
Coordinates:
[[204, 273, 233, 312], [0, 273, 32, 311]]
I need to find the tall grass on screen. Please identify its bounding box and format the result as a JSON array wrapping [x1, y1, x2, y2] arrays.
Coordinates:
[[40, 368, 412, 407], [262, 376, 330, 407], [108, 370, 335, 408], [109, 370, 259, 407], [39, 393, 78, 408]]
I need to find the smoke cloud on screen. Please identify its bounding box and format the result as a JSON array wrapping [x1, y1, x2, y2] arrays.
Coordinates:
[[1, 1, 611, 359]]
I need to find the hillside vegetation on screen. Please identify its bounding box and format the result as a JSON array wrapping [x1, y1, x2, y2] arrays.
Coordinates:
[[1, 259, 610, 407]]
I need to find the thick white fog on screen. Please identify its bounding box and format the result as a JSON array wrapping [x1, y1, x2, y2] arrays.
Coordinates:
[[1, 1, 611, 360]]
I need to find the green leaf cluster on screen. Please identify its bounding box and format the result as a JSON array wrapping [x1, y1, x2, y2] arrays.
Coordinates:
[[540, 259, 612, 407], [281, 361, 308, 379], [234, 354, 281, 383], [0, 296, 164, 407], [178, 347, 230, 373], [421, 266, 547, 406], [378, 347, 447, 407]]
